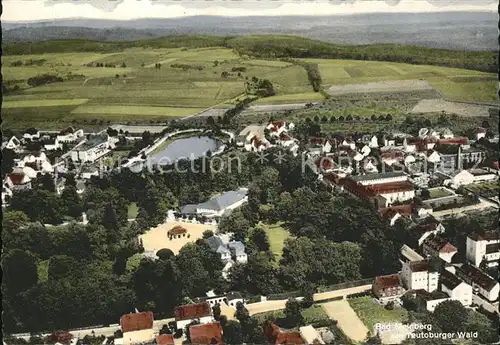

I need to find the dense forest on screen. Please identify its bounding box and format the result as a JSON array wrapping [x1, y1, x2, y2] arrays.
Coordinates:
[[3, 35, 497, 73]]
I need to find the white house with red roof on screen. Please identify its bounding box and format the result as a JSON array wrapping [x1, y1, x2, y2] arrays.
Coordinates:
[[4, 171, 32, 191], [266, 121, 287, 137], [422, 233, 457, 263], [244, 136, 267, 152]]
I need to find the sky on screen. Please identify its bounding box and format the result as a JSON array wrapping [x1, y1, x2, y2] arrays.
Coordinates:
[[2, 0, 497, 22]]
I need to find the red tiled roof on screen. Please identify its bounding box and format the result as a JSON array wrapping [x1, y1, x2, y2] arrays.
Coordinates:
[[375, 274, 402, 289], [156, 334, 174, 345], [120, 312, 154, 333], [269, 121, 285, 132], [423, 234, 457, 254], [409, 260, 435, 273], [189, 322, 224, 345], [46, 331, 73, 345], [251, 136, 264, 148], [310, 137, 323, 144], [438, 137, 468, 145], [7, 173, 27, 185], [315, 157, 335, 170], [477, 127, 486, 133], [379, 204, 413, 217], [344, 179, 414, 198], [264, 321, 304, 345], [175, 302, 211, 322], [279, 133, 292, 141]]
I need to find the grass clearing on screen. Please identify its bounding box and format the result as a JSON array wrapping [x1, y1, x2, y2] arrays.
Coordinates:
[[2, 98, 89, 108], [127, 202, 138, 219], [348, 296, 408, 335], [126, 253, 143, 273], [428, 187, 454, 199], [252, 305, 330, 325], [37, 260, 49, 282], [260, 221, 291, 261]]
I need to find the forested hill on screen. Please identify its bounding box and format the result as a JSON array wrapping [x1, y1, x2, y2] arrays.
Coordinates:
[[3, 35, 497, 73]]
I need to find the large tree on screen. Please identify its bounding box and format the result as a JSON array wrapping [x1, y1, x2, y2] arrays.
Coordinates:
[[433, 300, 468, 333], [2, 249, 38, 295]]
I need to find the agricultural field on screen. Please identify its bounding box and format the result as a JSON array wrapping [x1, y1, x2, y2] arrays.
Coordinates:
[[1, 47, 309, 129], [3, 43, 497, 130], [301, 59, 497, 103]]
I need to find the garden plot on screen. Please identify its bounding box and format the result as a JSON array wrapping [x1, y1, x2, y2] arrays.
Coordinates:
[[411, 99, 491, 117], [327, 80, 433, 96], [242, 103, 314, 113]]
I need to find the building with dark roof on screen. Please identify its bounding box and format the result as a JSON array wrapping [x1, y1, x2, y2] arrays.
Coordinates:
[[179, 188, 248, 218], [466, 230, 500, 268], [409, 216, 445, 246], [422, 234, 457, 263], [373, 274, 405, 303], [439, 269, 473, 307], [401, 260, 439, 292], [455, 264, 499, 302]]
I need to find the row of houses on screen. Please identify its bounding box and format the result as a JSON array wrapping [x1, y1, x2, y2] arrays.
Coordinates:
[[372, 215, 499, 312]]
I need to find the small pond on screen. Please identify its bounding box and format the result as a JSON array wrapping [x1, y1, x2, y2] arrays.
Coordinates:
[[149, 136, 221, 165]]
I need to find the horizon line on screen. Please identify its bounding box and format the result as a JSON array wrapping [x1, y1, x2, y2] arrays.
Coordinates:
[[3, 9, 496, 23]]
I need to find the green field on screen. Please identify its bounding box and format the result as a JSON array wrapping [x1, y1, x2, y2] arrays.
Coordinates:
[[126, 253, 143, 273], [349, 296, 408, 335], [260, 221, 291, 261], [127, 202, 138, 219], [253, 92, 325, 104], [3, 98, 89, 108], [428, 187, 454, 199], [301, 59, 497, 103], [252, 304, 329, 324], [3, 40, 497, 129]]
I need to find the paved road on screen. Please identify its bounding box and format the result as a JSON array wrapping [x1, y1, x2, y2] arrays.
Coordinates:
[[13, 285, 373, 340], [313, 284, 372, 302]]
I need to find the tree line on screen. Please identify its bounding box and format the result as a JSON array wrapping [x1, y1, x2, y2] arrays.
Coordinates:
[[4, 35, 495, 73]]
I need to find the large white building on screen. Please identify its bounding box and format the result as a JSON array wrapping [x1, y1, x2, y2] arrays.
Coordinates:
[[455, 264, 499, 302], [179, 188, 248, 218], [440, 269, 472, 307], [466, 231, 500, 268], [343, 172, 415, 207], [401, 260, 439, 292], [70, 133, 113, 162]]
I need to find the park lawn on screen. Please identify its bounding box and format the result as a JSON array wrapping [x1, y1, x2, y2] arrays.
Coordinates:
[[428, 187, 454, 199], [260, 221, 291, 261], [37, 260, 49, 282], [126, 253, 143, 273], [2, 98, 89, 108], [127, 202, 138, 219], [253, 92, 325, 104], [349, 296, 408, 335]]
